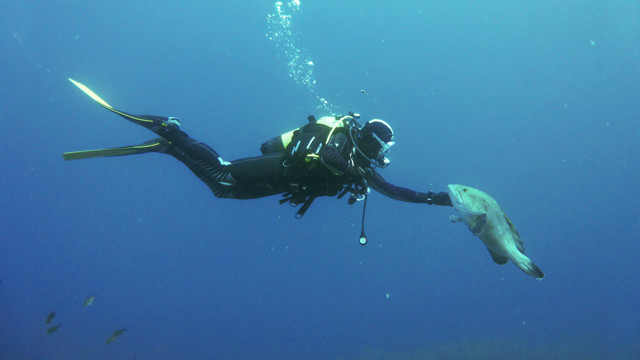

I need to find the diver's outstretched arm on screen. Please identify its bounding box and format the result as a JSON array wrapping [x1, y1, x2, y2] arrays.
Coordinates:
[[366, 169, 452, 206]]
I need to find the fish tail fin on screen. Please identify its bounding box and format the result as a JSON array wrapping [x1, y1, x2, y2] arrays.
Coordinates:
[[517, 257, 545, 279]]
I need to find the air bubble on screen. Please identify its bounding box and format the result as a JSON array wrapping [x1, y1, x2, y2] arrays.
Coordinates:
[[266, 1, 337, 114]]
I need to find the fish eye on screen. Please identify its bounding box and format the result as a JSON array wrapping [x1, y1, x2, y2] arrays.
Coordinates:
[[463, 188, 468, 192]]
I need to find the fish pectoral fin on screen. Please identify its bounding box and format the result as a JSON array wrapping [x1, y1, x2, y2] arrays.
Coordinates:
[[469, 214, 488, 235], [449, 215, 462, 223], [487, 249, 509, 265], [455, 206, 485, 217], [503, 213, 525, 253]]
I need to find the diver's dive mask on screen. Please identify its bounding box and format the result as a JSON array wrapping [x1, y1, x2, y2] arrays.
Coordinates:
[[370, 131, 395, 167], [351, 119, 395, 168]]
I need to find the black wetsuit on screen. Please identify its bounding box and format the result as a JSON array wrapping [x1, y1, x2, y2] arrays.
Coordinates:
[[150, 120, 290, 199], [150, 115, 452, 209]]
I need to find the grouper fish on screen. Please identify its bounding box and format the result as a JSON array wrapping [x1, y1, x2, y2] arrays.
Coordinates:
[[448, 184, 544, 279]]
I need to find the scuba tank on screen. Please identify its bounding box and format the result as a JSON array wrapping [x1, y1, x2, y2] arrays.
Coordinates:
[[261, 113, 372, 245]]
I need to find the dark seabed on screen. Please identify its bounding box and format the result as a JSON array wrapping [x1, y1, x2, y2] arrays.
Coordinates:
[[1, 1, 638, 359]]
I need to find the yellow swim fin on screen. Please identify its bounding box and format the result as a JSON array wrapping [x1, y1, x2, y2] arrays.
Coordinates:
[[68, 78, 154, 126], [63, 138, 169, 161], [68, 78, 113, 109]]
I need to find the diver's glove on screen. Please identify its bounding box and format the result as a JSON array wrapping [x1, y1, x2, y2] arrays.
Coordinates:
[[417, 191, 452, 206]]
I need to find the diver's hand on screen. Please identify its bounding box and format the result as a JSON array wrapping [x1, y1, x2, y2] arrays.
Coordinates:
[[417, 191, 452, 206], [346, 166, 368, 195], [430, 191, 452, 206]]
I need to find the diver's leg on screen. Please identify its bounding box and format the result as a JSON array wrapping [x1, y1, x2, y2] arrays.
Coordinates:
[[158, 133, 288, 199], [219, 153, 289, 199], [69, 107, 287, 199]]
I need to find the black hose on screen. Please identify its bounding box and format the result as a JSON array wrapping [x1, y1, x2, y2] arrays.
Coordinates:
[[359, 195, 368, 245]]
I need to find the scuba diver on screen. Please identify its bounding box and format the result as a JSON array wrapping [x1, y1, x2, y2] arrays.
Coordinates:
[[64, 79, 452, 244]]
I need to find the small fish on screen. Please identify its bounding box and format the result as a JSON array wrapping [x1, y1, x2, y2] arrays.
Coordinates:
[[46, 311, 56, 324], [83, 295, 96, 308], [46, 324, 61, 334], [105, 328, 127, 344]]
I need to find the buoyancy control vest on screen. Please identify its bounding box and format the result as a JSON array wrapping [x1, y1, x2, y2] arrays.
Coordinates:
[[260, 115, 363, 217]]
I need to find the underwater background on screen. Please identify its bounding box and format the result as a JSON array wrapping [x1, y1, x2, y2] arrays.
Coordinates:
[[1, 1, 638, 359]]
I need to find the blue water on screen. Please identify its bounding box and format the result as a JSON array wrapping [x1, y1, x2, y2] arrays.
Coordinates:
[[1, 1, 638, 359]]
